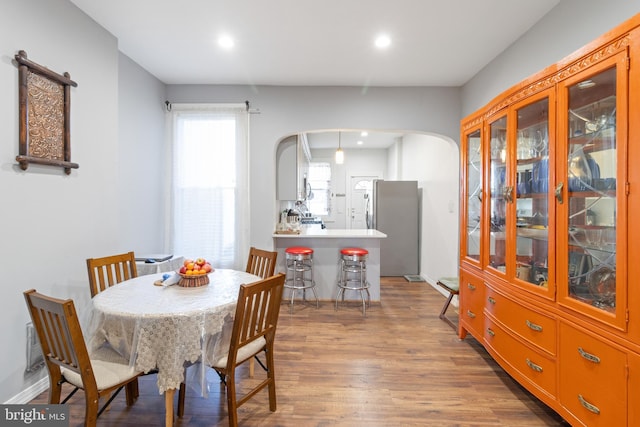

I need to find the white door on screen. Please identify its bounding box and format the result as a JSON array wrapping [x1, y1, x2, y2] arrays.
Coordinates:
[[349, 176, 378, 229]]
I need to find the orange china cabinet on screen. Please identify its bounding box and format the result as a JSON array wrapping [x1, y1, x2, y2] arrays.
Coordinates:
[[459, 14, 640, 426]]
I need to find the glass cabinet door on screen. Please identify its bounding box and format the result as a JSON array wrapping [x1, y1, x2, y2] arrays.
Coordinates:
[[463, 128, 482, 264], [487, 116, 507, 273], [560, 57, 627, 327], [513, 96, 553, 293]]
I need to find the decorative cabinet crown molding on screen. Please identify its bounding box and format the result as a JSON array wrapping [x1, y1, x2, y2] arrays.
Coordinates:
[[471, 34, 631, 122]]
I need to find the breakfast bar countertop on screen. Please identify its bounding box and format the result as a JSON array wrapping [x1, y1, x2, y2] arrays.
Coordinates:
[[273, 228, 386, 301], [272, 228, 387, 239]]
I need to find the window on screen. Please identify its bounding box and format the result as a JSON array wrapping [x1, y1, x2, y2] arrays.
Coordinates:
[[307, 162, 332, 216], [168, 105, 249, 268]]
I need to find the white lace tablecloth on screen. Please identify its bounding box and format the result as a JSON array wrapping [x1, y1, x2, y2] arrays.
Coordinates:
[[87, 269, 260, 394]]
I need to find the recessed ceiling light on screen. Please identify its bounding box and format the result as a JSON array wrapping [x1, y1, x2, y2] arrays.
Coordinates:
[[361, 131, 368, 137], [218, 35, 235, 50], [357, 140, 364, 145], [374, 34, 391, 49]]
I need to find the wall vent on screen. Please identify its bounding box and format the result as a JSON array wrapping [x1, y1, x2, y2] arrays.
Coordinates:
[[25, 322, 44, 373]]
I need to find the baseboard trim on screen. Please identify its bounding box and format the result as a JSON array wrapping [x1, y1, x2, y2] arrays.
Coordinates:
[[4, 377, 48, 404]]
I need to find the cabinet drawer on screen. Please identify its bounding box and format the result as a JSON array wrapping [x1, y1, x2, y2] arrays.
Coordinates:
[[485, 287, 556, 355], [559, 322, 626, 426], [459, 272, 484, 338], [485, 317, 556, 398]]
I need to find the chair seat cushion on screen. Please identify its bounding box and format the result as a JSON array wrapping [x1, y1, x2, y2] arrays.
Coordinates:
[[62, 359, 139, 391], [437, 277, 459, 293], [208, 314, 267, 368], [210, 336, 267, 368]]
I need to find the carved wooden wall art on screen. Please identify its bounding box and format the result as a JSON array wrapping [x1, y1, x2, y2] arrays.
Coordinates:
[[14, 50, 79, 174]]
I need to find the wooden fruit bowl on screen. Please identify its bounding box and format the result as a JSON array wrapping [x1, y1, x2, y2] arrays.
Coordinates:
[[177, 272, 210, 287]]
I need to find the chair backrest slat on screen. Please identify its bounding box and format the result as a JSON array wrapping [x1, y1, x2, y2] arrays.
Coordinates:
[[24, 290, 90, 376], [46, 309, 69, 364], [231, 274, 285, 354], [87, 252, 138, 298], [245, 247, 278, 279]]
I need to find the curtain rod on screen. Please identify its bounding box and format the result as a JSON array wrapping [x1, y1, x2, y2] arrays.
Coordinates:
[[164, 100, 260, 114]]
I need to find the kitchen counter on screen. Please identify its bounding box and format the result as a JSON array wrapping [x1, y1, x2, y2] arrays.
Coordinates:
[[273, 228, 387, 239], [273, 229, 387, 302]]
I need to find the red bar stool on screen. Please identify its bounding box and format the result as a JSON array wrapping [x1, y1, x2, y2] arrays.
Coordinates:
[[335, 247, 370, 316], [284, 246, 319, 313]]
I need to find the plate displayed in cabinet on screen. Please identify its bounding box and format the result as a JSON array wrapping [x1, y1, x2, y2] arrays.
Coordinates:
[[587, 265, 616, 308], [518, 227, 547, 239]]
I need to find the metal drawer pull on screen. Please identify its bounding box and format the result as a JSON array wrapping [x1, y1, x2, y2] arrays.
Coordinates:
[[578, 347, 601, 364], [525, 358, 543, 372], [486, 328, 495, 337], [487, 296, 496, 304], [526, 319, 543, 332], [467, 283, 476, 290], [466, 310, 476, 318], [578, 394, 600, 415]]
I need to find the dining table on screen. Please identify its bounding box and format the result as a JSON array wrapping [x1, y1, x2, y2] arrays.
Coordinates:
[[86, 268, 261, 427]]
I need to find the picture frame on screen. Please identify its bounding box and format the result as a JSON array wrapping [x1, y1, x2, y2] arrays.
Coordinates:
[[14, 50, 79, 174]]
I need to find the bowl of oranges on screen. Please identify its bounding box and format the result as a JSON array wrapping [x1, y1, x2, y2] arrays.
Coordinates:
[[177, 258, 213, 287]]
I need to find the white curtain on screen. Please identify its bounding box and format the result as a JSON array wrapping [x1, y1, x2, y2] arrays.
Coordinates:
[[165, 104, 249, 269]]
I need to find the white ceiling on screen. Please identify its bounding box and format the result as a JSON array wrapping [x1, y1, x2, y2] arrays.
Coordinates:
[[306, 130, 403, 150], [70, 0, 560, 87]]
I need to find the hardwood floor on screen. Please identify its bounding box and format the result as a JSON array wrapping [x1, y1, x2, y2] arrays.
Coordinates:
[[30, 277, 568, 426]]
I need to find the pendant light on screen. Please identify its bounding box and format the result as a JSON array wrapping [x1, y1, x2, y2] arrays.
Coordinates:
[[335, 131, 344, 164]]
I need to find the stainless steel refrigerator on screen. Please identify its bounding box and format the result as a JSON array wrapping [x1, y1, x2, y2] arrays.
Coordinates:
[[367, 180, 419, 276]]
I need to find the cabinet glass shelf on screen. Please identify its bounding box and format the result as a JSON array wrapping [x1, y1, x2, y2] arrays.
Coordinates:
[[566, 66, 618, 312]]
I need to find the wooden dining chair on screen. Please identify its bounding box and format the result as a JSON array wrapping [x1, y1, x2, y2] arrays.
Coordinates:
[[245, 246, 278, 279], [24, 289, 142, 427], [208, 273, 286, 427], [86, 251, 144, 401], [86, 251, 138, 298], [86, 251, 187, 416], [244, 247, 278, 376]]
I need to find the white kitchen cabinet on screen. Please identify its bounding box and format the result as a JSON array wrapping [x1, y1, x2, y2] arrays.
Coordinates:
[[276, 134, 311, 201], [276, 135, 297, 200]]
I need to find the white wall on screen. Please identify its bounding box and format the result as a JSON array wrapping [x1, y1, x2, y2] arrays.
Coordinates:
[[117, 53, 167, 254], [0, 0, 168, 404], [310, 147, 387, 229], [313, 136, 459, 285], [398, 134, 460, 284], [386, 139, 401, 180], [462, 0, 639, 115], [165, 85, 462, 255], [0, 0, 120, 402]]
